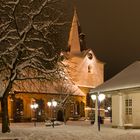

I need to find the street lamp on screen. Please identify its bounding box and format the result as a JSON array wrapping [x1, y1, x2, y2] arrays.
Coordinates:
[[47, 99, 57, 128], [91, 94, 97, 124], [98, 94, 105, 131], [30, 103, 38, 126], [98, 94, 105, 102], [91, 94, 98, 126], [47, 102, 52, 108], [91, 93, 105, 131], [91, 95, 96, 101]]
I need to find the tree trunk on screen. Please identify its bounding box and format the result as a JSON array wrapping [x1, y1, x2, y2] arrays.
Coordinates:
[[1, 97, 10, 133], [63, 109, 66, 125]]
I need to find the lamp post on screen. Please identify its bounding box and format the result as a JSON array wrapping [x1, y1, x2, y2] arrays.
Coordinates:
[[91, 93, 105, 131], [91, 94, 97, 125], [30, 103, 38, 126], [47, 99, 57, 128], [107, 106, 112, 122], [98, 94, 105, 131]]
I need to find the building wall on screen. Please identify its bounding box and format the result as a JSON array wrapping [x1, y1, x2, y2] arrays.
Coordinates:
[[8, 93, 85, 122], [112, 90, 140, 128], [66, 51, 104, 88], [126, 91, 140, 127]]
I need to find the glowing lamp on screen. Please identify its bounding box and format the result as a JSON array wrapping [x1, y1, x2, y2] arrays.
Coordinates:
[[98, 94, 105, 102], [91, 94, 96, 101]]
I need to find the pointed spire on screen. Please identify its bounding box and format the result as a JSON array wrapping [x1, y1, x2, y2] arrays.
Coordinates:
[[68, 8, 81, 55], [73, 7, 81, 28]]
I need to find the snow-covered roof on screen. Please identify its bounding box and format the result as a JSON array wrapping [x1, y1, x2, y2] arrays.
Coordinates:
[[13, 79, 85, 97], [90, 61, 140, 94]]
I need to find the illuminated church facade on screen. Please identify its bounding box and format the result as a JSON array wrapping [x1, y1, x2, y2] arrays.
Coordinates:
[[4, 10, 104, 122]]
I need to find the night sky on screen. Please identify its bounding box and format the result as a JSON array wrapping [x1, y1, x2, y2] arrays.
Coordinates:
[[75, 0, 140, 80]]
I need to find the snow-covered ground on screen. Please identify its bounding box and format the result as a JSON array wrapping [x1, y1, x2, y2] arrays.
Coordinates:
[[0, 120, 140, 140]]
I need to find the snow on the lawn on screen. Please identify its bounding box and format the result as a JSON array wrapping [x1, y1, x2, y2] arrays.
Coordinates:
[[0, 121, 140, 140]]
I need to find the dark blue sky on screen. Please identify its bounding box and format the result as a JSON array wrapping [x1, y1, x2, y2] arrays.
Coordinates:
[[75, 0, 140, 80]]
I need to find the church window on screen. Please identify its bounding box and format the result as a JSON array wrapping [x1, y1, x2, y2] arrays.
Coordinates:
[[88, 65, 92, 73], [87, 53, 93, 60]]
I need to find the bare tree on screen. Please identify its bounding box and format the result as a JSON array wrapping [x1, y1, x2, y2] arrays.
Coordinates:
[[0, 0, 72, 133], [53, 78, 80, 124]]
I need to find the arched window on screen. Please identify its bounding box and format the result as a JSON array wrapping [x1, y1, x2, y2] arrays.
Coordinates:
[[88, 65, 93, 73]]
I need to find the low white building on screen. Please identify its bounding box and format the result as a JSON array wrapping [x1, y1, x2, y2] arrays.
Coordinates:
[[90, 61, 140, 128]]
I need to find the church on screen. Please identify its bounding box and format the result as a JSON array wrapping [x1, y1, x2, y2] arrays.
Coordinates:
[[2, 10, 104, 122]]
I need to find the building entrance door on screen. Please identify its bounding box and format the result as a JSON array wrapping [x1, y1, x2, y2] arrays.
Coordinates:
[[13, 98, 23, 122], [57, 110, 64, 121]]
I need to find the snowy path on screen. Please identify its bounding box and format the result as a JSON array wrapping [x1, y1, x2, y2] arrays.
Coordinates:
[[0, 121, 140, 140]]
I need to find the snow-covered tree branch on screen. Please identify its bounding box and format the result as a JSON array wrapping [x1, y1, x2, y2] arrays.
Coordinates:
[[0, 0, 73, 133]]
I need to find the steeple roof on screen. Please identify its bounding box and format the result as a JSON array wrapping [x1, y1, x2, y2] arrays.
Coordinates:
[[68, 9, 81, 55]]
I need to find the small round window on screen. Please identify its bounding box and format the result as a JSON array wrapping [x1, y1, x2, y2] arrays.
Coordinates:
[[87, 53, 93, 60]]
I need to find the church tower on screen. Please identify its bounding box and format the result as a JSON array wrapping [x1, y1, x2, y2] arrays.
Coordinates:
[[66, 9, 104, 88]]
